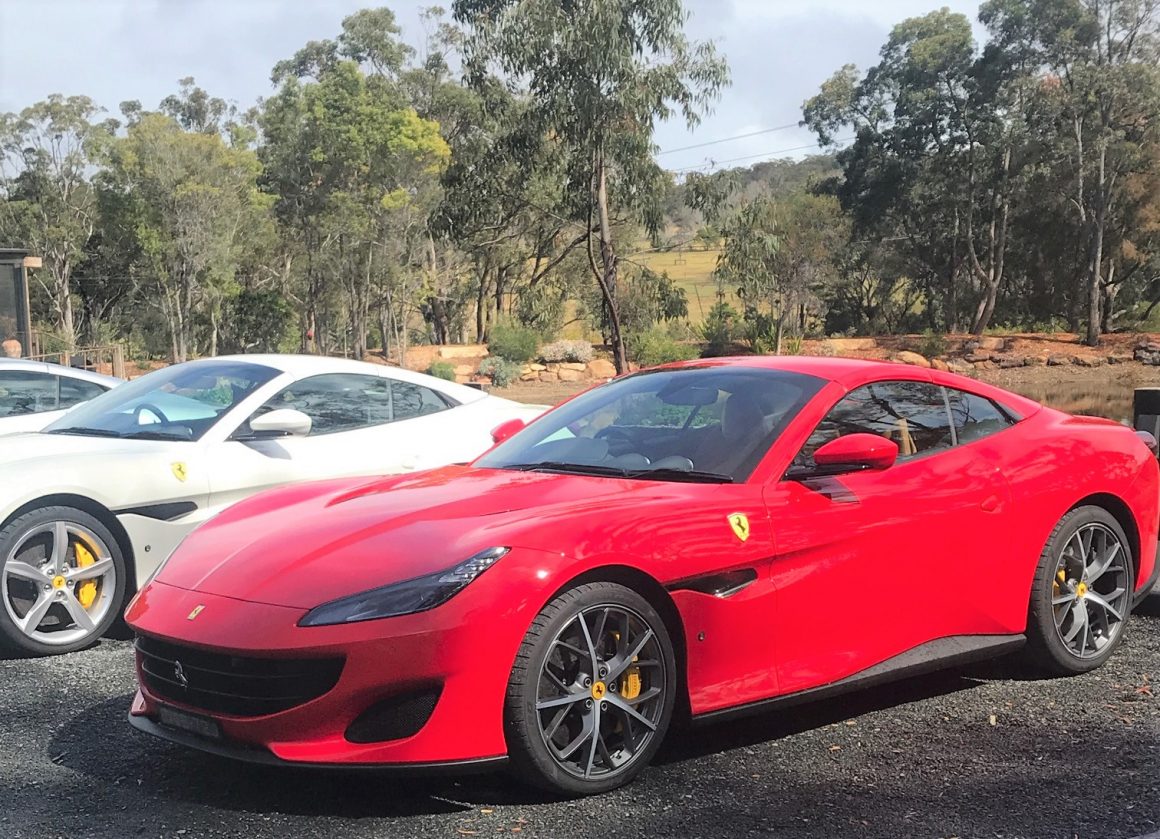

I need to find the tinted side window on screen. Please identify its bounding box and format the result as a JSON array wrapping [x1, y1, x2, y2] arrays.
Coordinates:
[[795, 381, 953, 467], [261, 373, 393, 435], [391, 381, 453, 421], [58, 377, 109, 410], [947, 388, 1013, 443], [0, 371, 58, 417]]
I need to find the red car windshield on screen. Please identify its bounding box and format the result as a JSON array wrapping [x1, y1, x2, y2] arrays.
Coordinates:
[[476, 366, 824, 482]]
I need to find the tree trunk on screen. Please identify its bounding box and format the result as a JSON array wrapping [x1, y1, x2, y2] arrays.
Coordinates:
[[594, 157, 627, 373], [1085, 143, 1108, 347]]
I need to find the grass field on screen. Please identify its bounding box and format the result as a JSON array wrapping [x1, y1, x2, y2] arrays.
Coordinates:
[[630, 244, 744, 324]]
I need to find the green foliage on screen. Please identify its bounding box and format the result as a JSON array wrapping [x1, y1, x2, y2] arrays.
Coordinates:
[[219, 288, 293, 354], [626, 328, 699, 368], [478, 356, 522, 387], [699, 301, 740, 357], [487, 321, 540, 363], [917, 329, 948, 359], [427, 361, 457, 381], [539, 340, 594, 364], [782, 335, 804, 355]]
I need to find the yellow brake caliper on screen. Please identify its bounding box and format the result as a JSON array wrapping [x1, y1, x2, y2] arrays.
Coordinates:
[[611, 630, 643, 701], [74, 539, 99, 609]]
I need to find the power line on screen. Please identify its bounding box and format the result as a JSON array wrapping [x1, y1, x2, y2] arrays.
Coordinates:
[[656, 123, 800, 156], [671, 137, 855, 174]]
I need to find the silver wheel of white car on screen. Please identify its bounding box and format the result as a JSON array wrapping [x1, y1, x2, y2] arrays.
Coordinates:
[[0, 506, 126, 656]]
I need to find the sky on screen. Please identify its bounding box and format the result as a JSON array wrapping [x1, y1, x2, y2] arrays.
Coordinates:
[[0, 0, 985, 173]]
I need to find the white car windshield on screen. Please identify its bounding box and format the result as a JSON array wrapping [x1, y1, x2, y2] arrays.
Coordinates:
[[44, 360, 280, 442]]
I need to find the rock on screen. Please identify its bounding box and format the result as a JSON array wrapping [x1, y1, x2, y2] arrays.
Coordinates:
[[976, 336, 1006, 351], [930, 358, 950, 372], [587, 359, 617, 378], [539, 371, 559, 383], [997, 355, 1026, 369], [1047, 355, 1071, 366], [974, 360, 998, 370], [946, 359, 973, 375], [519, 370, 539, 382], [545, 362, 560, 372], [560, 362, 588, 372], [1108, 354, 1132, 365], [825, 337, 878, 352], [528, 363, 547, 372], [964, 351, 993, 363], [895, 351, 931, 368], [0, 339, 20, 358], [1025, 355, 1047, 366], [1136, 349, 1160, 365], [440, 344, 488, 360], [1074, 356, 1105, 367], [557, 368, 585, 382]]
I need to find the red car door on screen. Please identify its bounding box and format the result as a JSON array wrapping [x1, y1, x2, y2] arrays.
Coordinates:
[[761, 380, 1013, 696]]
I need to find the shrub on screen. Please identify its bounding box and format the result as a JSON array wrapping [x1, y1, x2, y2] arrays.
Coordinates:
[[626, 328, 699, 368], [539, 339, 594, 364], [699, 301, 739, 357], [427, 361, 456, 381], [478, 356, 523, 387], [917, 328, 949, 359], [782, 335, 804, 355], [487, 322, 540, 364]]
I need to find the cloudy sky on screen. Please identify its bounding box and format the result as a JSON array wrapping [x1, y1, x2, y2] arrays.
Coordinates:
[[0, 0, 984, 172]]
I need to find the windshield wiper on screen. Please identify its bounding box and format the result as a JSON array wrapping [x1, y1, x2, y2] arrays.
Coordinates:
[[625, 467, 734, 484], [45, 427, 122, 438], [504, 461, 631, 478], [122, 429, 191, 441]]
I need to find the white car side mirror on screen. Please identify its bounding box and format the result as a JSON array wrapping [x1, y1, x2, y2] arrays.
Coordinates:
[[249, 408, 313, 438]]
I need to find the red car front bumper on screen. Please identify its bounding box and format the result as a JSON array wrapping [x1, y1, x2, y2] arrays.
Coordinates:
[[125, 580, 517, 769]]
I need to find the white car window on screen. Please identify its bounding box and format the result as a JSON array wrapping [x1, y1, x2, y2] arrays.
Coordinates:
[[57, 376, 110, 410], [0, 371, 57, 417], [390, 380, 454, 421], [257, 373, 395, 436]]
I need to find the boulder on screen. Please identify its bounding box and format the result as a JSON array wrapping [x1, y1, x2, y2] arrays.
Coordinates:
[[520, 369, 540, 382], [964, 351, 993, 363], [1046, 355, 1071, 366], [1025, 355, 1047, 366], [930, 358, 950, 372], [997, 355, 1026, 369], [539, 371, 559, 383], [587, 359, 617, 378], [825, 337, 878, 352], [560, 362, 588, 372], [1108, 354, 1133, 365], [976, 336, 1006, 351], [895, 350, 931, 368], [974, 360, 998, 370], [528, 363, 547, 372], [0, 339, 20, 358], [557, 368, 585, 382], [946, 359, 973, 375], [439, 344, 488, 360], [1074, 356, 1105, 367]]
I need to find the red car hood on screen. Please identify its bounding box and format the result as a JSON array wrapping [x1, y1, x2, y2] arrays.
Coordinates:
[[156, 466, 639, 608]]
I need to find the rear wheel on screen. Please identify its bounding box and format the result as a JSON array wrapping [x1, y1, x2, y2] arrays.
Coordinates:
[[504, 582, 676, 796], [1024, 506, 1133, 675], [0, 506, 126, 656]]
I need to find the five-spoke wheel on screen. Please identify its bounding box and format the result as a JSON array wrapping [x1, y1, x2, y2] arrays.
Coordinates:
[[505, 582, 675, 795], [1026, 506, 1133, 675], [0, 506, 126, 656]]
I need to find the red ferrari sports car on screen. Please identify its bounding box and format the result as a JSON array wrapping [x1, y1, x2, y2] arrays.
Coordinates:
[[126, 357, 1160, 795]]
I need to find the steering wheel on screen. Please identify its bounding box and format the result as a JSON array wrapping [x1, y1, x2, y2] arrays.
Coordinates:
[[595, 427, 635, 456], [134, 403, 171, 425]]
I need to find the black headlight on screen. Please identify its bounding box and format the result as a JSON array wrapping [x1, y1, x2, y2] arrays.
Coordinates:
[[298, 547, 510, 627]]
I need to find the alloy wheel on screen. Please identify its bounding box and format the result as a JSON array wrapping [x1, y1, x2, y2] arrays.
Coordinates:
[[1052, 522, 1130, 660], [534, 604, 667, 780], [1, 520, 118, 647]]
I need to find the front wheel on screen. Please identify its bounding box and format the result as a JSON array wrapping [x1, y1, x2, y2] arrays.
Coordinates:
[[1024, 506, 1133, 676], [0, 506, 126, 656], [504, 582, 676, 796]]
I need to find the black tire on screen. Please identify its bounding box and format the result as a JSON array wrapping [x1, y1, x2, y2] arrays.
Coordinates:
[[0, 506, 127, 656], [1024, 505, 1134, 676], [504, 582, 676, 796]]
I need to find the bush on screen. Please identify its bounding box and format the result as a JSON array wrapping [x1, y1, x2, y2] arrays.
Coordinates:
[[487, 322, 540, 364], [539, 339, 594, 364], [626, 328, 699, 368], [478, 356, 523, 387], [782, 335, 804, 355], [699, 301, 740, 357], [917, 328, 948, 359], [427, 361, 456, 381]]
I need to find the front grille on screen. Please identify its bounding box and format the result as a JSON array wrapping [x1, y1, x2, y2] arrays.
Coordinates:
[[136, 635, 345, 718], [345, 686, 442, 744]]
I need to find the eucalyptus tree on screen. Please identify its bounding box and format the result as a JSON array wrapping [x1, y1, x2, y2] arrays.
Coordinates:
[[453, 0, 728, 372], [0, 95, 117, 349]]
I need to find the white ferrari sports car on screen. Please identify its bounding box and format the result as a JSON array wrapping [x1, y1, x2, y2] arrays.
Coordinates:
[[0, 354, 547, 655], [0, 358, 121, 435]]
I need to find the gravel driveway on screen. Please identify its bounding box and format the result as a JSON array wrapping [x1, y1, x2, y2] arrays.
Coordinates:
[[5, 604, 1160, 839]]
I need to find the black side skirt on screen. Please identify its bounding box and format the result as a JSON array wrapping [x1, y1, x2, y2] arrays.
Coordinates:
[[692, 634, 1026, 725], [127, 712, 508, 775]]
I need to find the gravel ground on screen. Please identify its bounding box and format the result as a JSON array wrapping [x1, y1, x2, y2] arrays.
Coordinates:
[[5, 606, 1160, 839]]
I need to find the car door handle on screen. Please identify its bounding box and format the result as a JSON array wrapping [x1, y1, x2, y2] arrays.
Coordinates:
[[980, 495, 1001, 513]]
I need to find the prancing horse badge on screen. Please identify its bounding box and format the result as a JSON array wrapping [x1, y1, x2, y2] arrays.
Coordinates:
[[727, 513, 750, 542]]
